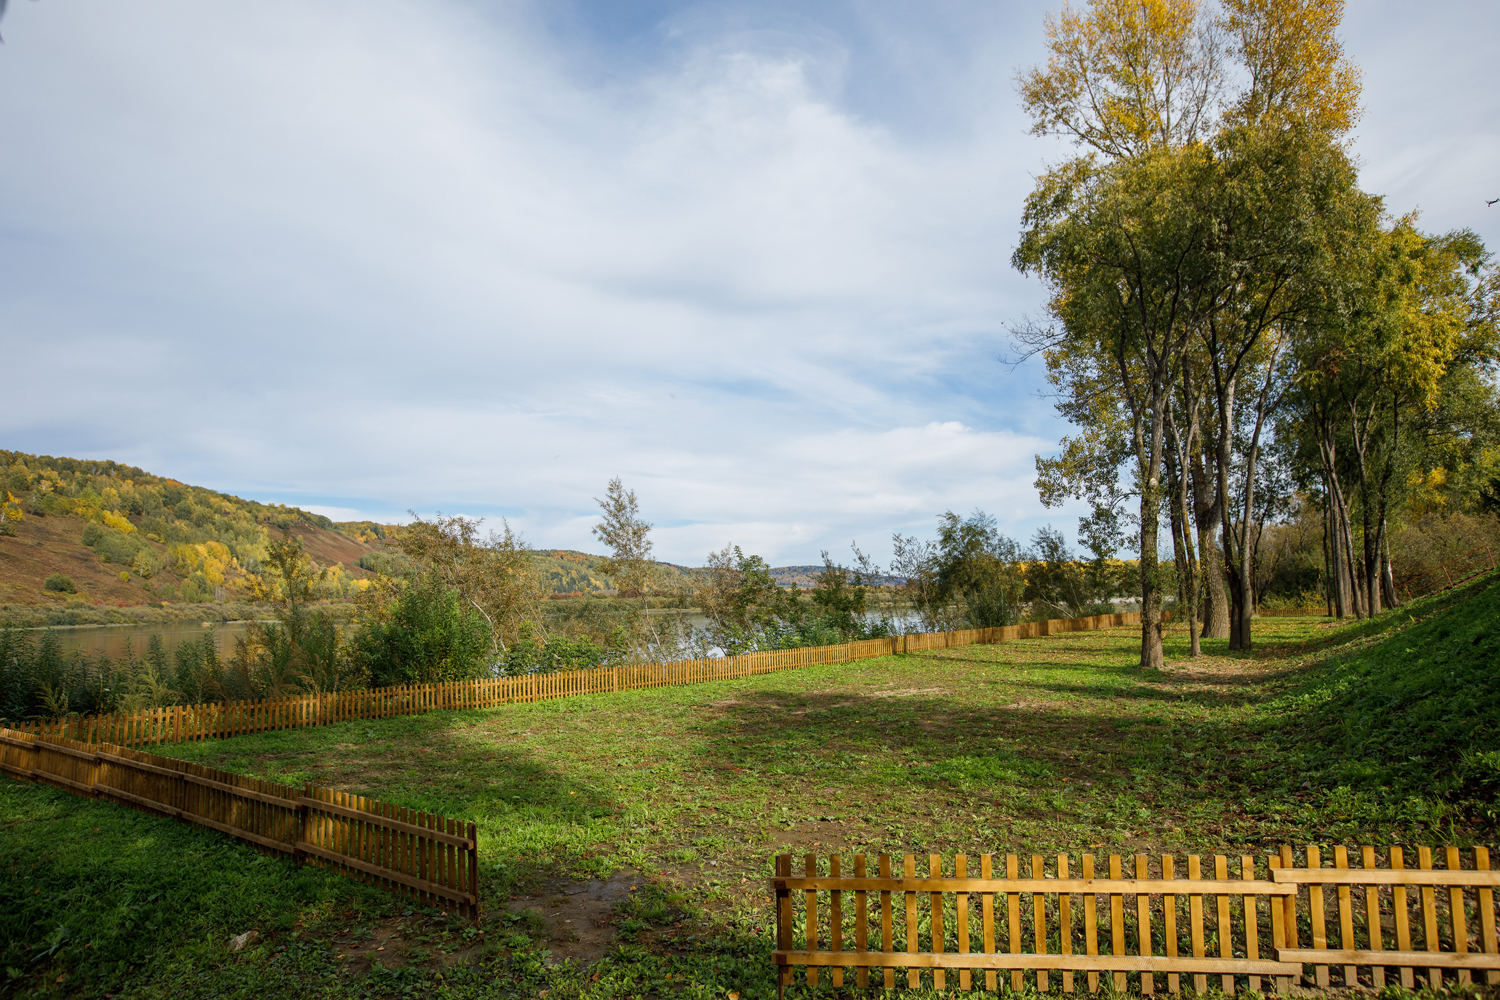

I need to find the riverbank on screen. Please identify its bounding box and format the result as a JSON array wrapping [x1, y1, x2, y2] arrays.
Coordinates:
[[0, 600, 351, 629]]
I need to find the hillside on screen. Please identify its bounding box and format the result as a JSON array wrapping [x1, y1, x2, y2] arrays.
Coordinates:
[[0, 449, 894, 612], [1279, 569, 1500, 818], [0, 450, 385, 612], [531, 549, 703, 596]]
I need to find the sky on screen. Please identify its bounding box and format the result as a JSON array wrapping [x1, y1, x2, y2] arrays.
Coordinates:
[[1, 0, 1496, 567]]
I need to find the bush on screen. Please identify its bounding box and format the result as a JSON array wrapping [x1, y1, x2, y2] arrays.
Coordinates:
[[356, 551, 416, 577], [43, 574, 76, 594], [350, 574, 493, 687]]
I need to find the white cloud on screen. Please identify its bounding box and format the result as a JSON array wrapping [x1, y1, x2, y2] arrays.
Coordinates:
[[1, 0, 1493, 568]]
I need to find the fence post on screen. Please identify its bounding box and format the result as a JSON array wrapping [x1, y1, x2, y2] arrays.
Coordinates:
[[294, 784, 312, 866]]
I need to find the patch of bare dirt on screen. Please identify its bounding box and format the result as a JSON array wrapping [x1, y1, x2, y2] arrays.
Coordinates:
[[505, 871, 638, 965], [330, 915, 486, 973]]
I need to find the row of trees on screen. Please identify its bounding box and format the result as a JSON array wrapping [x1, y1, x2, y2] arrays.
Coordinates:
[[1013, 0, 1499, 666]]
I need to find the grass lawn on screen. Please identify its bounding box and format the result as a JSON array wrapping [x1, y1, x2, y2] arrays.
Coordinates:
[[4, 602, 1494, 999]]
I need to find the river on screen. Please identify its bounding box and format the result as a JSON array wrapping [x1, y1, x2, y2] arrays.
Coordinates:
[[35, 621, 260, 661], [35, 607, 926, 663]]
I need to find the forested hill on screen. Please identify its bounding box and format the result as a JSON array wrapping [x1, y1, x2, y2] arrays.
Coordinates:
[[0, 450, 868, 610], [0, 450, 386, 608], [531, 550, 701, 596]]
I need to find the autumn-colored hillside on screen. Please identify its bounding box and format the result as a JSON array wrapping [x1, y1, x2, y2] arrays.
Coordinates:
[[0, 450, 385, 614], [531, 549, 702, 596], [0, 450, 853, 617]]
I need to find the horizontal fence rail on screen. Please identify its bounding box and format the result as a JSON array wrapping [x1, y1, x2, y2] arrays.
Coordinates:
[[1398, 546, 1497, 603], [8, 613, 1148, 749], [0, 727, 479, 919], [771, 848, 1499, 996]]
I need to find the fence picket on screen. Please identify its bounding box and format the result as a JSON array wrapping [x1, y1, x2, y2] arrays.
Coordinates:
[[773, 847, 1497, 994], [933, 854, 947, 992], [906, 854, 920, 990], [1083, 854, 1098, 995], [1243, 855, 1261, 993], [1164, 855, 1179, 995], [1448, 846, 1471, 986], [956, 854, 971, 993], [1136, 855, 1153, 995], [1420, 846, 1442, 988], [881, 853, 895, 991], [1008, 853, 1023, 991], [1034, 854, 1048, 993]]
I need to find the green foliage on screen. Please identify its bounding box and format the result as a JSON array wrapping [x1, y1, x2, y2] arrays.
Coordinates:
[[0, 449, 347, 602], [355, 550, 415, 577], [349, 574, 493, 687], [699, 544, 892, 654], [1024, 525, 1117, 619], [0, 627, 155, 720], [808, 545, 878, 632], [1279, 572, 1500, 819], [591, 477, 657, 597], [0, 779, 396, 998], [935, 511, 1025, 628], [42, 573, 76, 594], [498, 625, 624, 676]]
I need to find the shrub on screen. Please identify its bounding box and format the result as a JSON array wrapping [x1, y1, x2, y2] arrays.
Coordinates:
[[43, 574, 76, 594], [350, 574, 493, 687]]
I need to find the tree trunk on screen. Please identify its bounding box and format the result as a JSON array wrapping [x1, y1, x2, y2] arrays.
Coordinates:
[[1139, 470, 1166, 671], [1317, 422, 1363, 618], [1214, 372, 1243, 647], [1229, 358, 1277, 651], [1322, 504, 1333, 616], [1337, 496, 1366, 618], [1168, 397, 1203, 658], [1191, 450, 1230, 638], [1380, 518, 1399, 608]]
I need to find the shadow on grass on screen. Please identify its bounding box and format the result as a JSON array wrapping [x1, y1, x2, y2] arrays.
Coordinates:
[[0, 776, 398, 996], [700, 685, 1266, 795]]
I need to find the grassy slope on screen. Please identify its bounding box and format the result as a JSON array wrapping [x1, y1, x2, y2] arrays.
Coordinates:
[[1270, 570, 1500, 820], [3, 597, 1496, 999]]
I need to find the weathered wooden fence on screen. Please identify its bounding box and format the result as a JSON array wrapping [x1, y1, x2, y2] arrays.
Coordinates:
[[10, 613, 1147, 748], [772, 848, 1499, 996], [1399, 547, 1497, 603], [0, 727, 479, 919]]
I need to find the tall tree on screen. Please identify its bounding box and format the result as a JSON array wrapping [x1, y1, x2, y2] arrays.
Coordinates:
[[394, 513, 539, 655], [592, 477, 658, 599], [1016, 146, 1222, 668]]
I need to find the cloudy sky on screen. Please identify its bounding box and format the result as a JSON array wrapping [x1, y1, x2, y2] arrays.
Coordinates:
[[1, 0, 1495, 566]]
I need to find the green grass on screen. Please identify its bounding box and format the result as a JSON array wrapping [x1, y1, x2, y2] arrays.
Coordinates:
[[1272, 572, 1500, 821], [3, 590, 1497, 999]]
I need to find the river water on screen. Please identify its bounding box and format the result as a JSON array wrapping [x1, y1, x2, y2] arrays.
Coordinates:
[[35, 621, 259, 661], [34, 607, 927, 663]]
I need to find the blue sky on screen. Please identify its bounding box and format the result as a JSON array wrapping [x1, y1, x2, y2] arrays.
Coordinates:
[[1, 0, 1496, 567]]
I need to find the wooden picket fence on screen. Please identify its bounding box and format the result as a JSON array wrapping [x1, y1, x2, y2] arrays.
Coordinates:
[[10, 612, 1146, 749], [0, 726, 479, 919], [772, 847, 1500, 996]]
